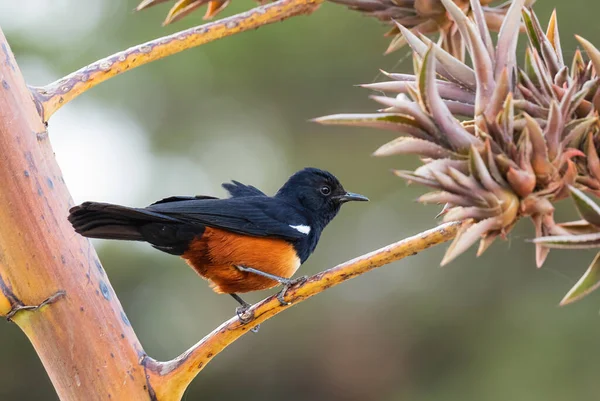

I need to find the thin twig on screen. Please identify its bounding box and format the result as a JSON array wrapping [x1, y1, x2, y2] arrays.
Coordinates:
[[143, 221, 461, 401], [31, 0, 323, 121]]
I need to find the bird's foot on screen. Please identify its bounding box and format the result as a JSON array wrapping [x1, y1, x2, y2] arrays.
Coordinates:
[[231, 293, 260, 332], [235, 303, 254, 323], [235, 304, 260, 332], [277, 276, 308, 306]]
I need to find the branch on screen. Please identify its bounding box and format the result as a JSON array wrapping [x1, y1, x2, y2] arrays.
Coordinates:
[[0, 27, 152, 400], [143, 221, 461, 401], [31, 0, 323, 121]]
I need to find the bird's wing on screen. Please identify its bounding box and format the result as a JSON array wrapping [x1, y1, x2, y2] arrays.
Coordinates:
[[221, 180, 267, 198], [149, 180, 267, 207], [149, 195, 219, 206], [146, 196, 307, 241]]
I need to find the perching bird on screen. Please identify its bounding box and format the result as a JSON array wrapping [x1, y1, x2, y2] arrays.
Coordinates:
[[68, 168, 368, 324]]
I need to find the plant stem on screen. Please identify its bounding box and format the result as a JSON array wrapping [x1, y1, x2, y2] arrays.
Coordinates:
[[31, 0, 323, 121]]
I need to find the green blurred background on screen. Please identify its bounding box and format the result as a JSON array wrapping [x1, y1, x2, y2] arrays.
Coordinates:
[[1, 1, 600, 400]]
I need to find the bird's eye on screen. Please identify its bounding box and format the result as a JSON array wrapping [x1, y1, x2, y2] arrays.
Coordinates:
[[320, 185, 331, 196]]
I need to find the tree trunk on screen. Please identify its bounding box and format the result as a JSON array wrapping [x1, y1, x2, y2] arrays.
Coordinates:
[[0, 27, 155, 401]]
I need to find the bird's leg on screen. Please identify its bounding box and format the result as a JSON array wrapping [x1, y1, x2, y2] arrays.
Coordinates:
[[275, 276, 308, 306], [230, 293, 259, 333], [235, 265, 307, 306], [230, 293, 252, 322], [235, 265, 295, 284]]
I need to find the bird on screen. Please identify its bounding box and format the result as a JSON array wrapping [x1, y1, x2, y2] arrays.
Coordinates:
[[68, 167, 368, 326]]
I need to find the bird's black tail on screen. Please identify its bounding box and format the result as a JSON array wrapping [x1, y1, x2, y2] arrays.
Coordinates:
[[68, 202, 175, 241]]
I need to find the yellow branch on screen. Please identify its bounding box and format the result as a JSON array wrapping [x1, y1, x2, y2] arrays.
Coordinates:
[[144, 221, 461, 401], [31, 0, 323, 121]]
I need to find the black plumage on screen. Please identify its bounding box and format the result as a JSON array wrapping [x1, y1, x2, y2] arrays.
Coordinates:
[[68, 168, 368, 262]]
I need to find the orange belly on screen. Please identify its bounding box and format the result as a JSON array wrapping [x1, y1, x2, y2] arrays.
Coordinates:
[[181, 227, 301, 294]]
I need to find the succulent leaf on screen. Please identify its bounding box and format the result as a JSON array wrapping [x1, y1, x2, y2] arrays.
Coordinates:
[[441, 0, 494, 112], [576, 35, 600, 79], [469, 0, 494, 62], [560, 252, 600, 305], [532, 214, 550, 267], [421, 46, 481, 151], [136, 0, 170, 11], [373, 137, 453, 158], [533, 232, 600, 249], [494, 0, 526, 82], [568, 186, 600, 227], [313, 113, 432, 140], [545, 10, 563, 66], [136, 0, 234, 23], [558, 220, 599, 235], [396, 23, 477, 89], [164, 0, 206, 25], [441, 216, 502, 266], [418, 191, 478, 207]]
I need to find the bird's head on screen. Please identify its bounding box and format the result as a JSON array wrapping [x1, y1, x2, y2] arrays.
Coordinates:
[[276, 168, 368, 227]]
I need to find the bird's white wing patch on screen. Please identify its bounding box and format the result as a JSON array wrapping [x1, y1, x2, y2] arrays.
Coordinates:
[[289, 224, 311, 235]]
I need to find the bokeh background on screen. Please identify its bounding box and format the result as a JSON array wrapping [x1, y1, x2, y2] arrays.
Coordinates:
[[1, 1, 600, 400]]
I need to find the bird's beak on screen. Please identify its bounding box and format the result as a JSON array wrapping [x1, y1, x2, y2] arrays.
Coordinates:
[[336, 192, 369, 203]]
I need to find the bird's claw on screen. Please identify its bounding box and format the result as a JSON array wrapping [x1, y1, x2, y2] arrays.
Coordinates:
[[277, 276, 308, 306], [235, 304, 253, 324], [235, 304, 260, 332]]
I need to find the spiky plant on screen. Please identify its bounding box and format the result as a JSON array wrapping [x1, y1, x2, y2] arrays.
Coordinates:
[[329, 0, 535, 56], [534, 187, 600, 305], [315, 0, 600, 303]]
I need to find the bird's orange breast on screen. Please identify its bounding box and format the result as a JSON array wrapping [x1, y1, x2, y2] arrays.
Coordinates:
[[182, 227, 301, 294]]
